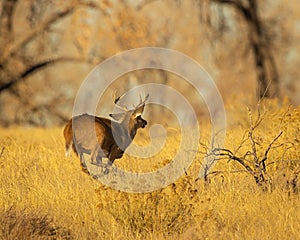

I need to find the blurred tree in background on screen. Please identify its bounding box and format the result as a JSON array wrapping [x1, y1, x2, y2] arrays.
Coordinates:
[[207, 0, 280, 99], [0, 0, 97, 126], [0, 0, 299, 126]]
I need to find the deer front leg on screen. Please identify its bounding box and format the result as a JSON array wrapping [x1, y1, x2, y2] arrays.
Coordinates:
[[91, 146, 102, 166], [102, 153, 114, 175], [109, 145, 124, 164], [103, 146, 122, 174], [78, 151, 89, 174], [96, 155, 103, 166]]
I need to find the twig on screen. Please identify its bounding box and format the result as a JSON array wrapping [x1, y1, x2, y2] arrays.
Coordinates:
[[207, 169, 248, 176], [260, 131, 283, 169]]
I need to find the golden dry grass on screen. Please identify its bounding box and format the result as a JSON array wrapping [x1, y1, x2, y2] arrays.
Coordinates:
[[0, 99, 299, 239]]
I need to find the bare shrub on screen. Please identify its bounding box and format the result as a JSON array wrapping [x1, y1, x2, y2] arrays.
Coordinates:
[[201, 102, 299, 192]]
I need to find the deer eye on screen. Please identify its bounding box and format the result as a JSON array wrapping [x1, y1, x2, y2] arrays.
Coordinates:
[[136, 115, 142, 121]]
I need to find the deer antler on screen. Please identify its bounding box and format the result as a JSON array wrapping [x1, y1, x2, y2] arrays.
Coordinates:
[[136, 93, 149, 108], [112, 91, 149, 111], [112, 90, 127, 111], [112, 90, 120, 104]]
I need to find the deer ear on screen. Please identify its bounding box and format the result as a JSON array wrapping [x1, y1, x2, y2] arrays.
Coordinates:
[[133, 104, 145, 117], [109, 112, 125, 121]]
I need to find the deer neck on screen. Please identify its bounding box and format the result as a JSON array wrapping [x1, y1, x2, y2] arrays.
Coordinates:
[[126, 118, 137, 140], [114, 118, 136, 149]]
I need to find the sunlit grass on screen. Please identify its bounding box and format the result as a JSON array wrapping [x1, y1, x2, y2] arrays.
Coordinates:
[[0, 100, 299, 239]]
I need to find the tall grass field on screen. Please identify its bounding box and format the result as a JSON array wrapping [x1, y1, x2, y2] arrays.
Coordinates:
[[0, 100, 299, 239]]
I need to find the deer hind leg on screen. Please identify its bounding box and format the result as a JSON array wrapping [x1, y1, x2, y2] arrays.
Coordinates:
[[65, 140, 73, 157], [91, 146, 105, 167], [79, 153, 87, 168], [76, 150, 88, 174], [72, 142, 79, 156]]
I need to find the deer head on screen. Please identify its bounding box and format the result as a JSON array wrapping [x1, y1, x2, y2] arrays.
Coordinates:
[[109, 92, 149, 147]]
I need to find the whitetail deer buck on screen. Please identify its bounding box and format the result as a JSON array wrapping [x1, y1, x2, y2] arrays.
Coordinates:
[[63, 93, 149, 174]]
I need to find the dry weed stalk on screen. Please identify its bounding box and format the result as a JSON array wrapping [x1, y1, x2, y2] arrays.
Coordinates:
[[0, 147, 4, 157]]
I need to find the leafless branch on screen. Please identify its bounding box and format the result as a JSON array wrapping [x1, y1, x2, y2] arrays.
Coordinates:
[[260, 131, 283, 168], [0, 57, 87, 93]]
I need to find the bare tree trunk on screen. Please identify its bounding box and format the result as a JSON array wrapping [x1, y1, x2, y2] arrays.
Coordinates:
[[211, 0, 280, 99], [244, 0, 280, 99]]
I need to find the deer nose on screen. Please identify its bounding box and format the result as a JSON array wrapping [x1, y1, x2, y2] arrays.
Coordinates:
[[142, 120, 147, 128]]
